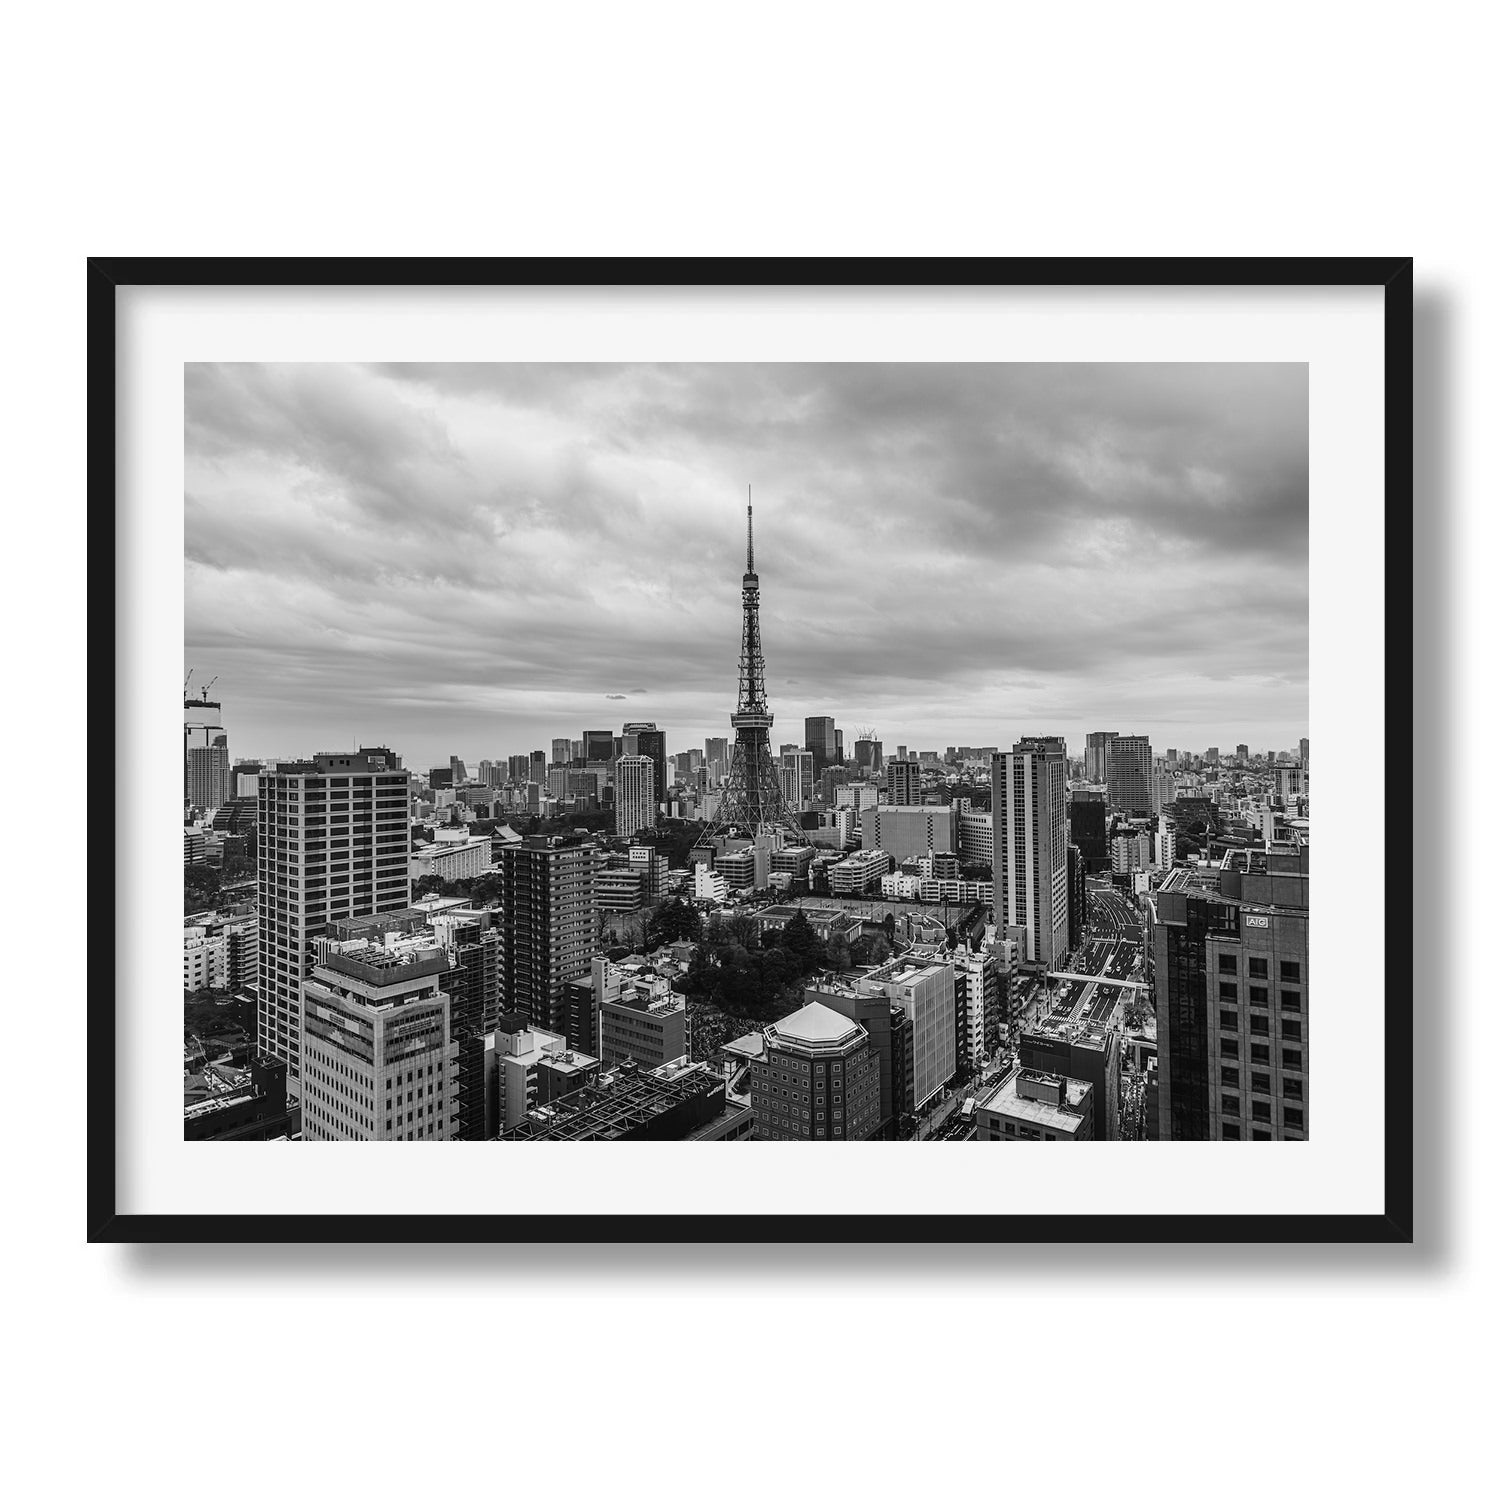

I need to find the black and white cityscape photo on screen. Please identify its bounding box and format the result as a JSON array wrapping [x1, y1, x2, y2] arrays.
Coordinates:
[[183, 362, 1310, 1145]]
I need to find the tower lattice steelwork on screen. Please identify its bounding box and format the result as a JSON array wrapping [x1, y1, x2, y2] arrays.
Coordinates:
[[698, 498, 805, 847]]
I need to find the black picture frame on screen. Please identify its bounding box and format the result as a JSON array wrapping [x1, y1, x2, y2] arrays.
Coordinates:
[[90, 256, 1414, 1245]]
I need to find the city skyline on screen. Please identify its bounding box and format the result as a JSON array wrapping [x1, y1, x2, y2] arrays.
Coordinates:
[[186, 362, 1308, 766]]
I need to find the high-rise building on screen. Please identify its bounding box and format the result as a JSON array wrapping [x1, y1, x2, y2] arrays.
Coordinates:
[[614, 755, 658, 839], [184, 687, 229, 808], [1107, 735, 1153, 815], [1068, 797, 1108, 873], [300, 945, 459, 1141], [622, 722, 667, 809], [1067, 845, 1087, 950], [497, 836, 599, 1035], [993, 737, 1069, 967], [256, 748, 411, 1087], [187, 743, 231, 812], [551, 738, 572, 766], [779, 749, 815, 810], [885, 758, 921, 806], [804, 716, 838, 773], [751, 1001, 883, 1140], [1299, 737, 1310, 769], [1084, 731, 1117, 784], [859, 957, 956, 1112], [1153, 850, 1309, 1141], [1019, 1022, 1119, 1140], [583, 729, 615, 763], [1235, 743, 1250, 763], [697, 501, 804, 847]]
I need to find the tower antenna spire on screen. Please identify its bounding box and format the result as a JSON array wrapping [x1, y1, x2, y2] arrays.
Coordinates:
[[746, 485, 754, 572]]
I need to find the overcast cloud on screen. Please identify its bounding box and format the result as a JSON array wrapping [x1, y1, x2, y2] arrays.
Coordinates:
[[185, 361, 1308, 769]]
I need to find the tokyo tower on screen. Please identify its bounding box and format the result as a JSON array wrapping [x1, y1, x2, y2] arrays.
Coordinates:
[[698, 494, 805, 847]]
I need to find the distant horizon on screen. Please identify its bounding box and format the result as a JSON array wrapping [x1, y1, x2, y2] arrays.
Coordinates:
[[187, 361, 1308, 771]]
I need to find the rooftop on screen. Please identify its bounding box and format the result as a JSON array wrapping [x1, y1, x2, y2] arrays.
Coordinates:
[[979, 1069, 1092, 1133], [765, 1000, 864, 1052]]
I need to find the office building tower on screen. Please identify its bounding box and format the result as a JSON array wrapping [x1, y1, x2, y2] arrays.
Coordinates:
[[1299, 737, 1310, 769], [1153, 849, 1309, 1141], [600, 986, 689, 1071], [583, 729, 615, 762], [1156, 816, 1178, 870], [506, 754, 529, 782], [1235, 743, 1250, 763], [622, 722, 667, 809], [886, 758, 921, 806], [751, 1001, 883, 1140], [551, 738, 571, 766], [804, 716, 838, 773], [1107, 734, 1153, 815], [697, 501, 804, 846], [497, 836, 599, 1035], [808, 984, 901, 1136], [957, 808, 994, 868], [256, 748, 411, 1087], [1205, 747, 1221, 766], [835, 728, 844, 763], [993, 737, 1069, 968], [859, 957, 956, 1112], [614, 755, 658, 839], [528, 749, 546, 782], [853, 737, 883, 775], [300, 945, 459, 1141], [1068, 797, 1108, 873], [1084, 731, 1117, 784]]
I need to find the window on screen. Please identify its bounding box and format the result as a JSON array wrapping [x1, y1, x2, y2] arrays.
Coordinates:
[[1280, 960, 1301, 983], [1219, 1009, 1239, 1031], [1283, 1077, 1304, 1101], [1281, 1018, 1303, 1041], [1283, 1047, 1303, 1071], [1284, 1107, 1305, 1131], [1251, 1100, 1271, 1122], [1250, 1014, 1270, 1035], [1248, 956, 1268, 979], [1219, 981, 1238, 1001], [1218, 954, 1238, 974], [1221, 1066, 1240, 1088], [1220, 1038, 1239, 1059], [1249, 985, 1269, 1007], [1251, 1043, 1271, 1065], [1280, 989, 1302, 1012], [1221, 1093, 1240, 1116], [1222, 1122, 1241, 1140], [1252, 1129, 1272, 1140], [1251, 1072, 1271, 1094]]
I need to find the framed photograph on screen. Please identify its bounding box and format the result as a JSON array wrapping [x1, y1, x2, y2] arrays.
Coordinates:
[[92, 257, 1412, 1243]]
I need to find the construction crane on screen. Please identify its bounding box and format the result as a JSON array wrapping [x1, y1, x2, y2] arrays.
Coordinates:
[[184, 668, 194, 695], [200, 675, 218, 700]]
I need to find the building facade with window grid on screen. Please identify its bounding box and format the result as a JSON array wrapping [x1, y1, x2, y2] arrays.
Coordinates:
[[752, 1001, 881, 1141], [1153, 849, 1309, 1141], [300, 947, 458, 1142], [256, 749, 411, 1088]]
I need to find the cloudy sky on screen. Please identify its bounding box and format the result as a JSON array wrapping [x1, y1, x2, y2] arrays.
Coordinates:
[[185, 362, 1308, 770]]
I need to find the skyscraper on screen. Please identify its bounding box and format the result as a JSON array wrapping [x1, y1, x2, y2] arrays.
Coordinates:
[[885, 758, 921, 806], [622, 722, 667, 809], [551, 737, 572, 766], [698, 500, 804, 846], [256, 748, 412, 1087], [614, 755, 658, 839], [583, 729, 614, 762], [1299, 737, 1310, 769], [1107, 735, 1153, 815], [804, 715, 838, 773], [1084, 731, 1117, 784], [497, 836, 599, 1034], [993, 737, 1069, 967]]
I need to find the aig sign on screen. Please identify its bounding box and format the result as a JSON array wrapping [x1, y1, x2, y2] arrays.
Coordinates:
[[1244, 914, 1270, 929]]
